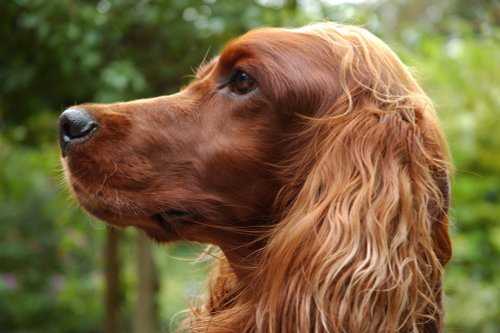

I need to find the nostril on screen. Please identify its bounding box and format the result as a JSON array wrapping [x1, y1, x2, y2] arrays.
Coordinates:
[[58, 108, 97, 156]]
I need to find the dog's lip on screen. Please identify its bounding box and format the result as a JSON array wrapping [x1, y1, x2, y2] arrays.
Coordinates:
[[153, 209, 193, 223]]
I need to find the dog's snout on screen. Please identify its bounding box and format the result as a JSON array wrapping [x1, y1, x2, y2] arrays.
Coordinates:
[[59, 108, 97, 157]]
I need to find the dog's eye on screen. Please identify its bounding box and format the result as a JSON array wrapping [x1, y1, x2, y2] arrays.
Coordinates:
[[231, 71, 256, 95]]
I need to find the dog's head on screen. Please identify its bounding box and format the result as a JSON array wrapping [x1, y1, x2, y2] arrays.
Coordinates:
[[60, 22, 452, 252]]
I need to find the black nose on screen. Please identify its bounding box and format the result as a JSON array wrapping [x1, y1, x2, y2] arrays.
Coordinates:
[[59, 108, 97, 157]]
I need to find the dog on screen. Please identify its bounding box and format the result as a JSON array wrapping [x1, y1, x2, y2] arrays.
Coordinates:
[[59, 22, 452, 332]]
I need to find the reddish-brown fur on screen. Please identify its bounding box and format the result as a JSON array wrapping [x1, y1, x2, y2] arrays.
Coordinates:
[[60, 23, 451, 332]]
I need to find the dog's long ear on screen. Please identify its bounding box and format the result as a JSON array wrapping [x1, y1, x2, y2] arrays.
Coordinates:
[[431, 167, 452, 267], [254, 106, 451, 332]]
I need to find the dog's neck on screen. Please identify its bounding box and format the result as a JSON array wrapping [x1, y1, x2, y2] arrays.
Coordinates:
[[218, 241, 262, 281]]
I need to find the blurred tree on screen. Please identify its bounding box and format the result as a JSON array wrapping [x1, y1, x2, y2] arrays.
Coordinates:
[[104, 227, 121, 333], [133, 232, 158, 333]]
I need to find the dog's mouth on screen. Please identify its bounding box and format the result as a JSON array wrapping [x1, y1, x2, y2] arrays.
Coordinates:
[[153, 209, 192, 223], [153, 208, 194, 229]]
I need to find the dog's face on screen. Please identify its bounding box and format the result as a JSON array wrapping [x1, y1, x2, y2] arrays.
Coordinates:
[[59, 28, 325, 244]]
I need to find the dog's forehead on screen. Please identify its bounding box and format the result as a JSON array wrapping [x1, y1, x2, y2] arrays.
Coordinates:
[[217, 28, 309, 68]]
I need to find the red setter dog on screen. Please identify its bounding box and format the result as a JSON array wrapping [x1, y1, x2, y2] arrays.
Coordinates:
[[59, 23, 451, 332]]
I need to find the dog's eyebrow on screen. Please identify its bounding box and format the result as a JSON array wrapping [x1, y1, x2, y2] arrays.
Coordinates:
[[196, 56, 219, 79]]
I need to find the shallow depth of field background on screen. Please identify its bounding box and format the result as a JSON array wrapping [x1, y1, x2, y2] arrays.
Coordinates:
[[0, 1, 499, 332]]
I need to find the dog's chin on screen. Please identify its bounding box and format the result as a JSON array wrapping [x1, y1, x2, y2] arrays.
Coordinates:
[[70, 186, 195, 243]]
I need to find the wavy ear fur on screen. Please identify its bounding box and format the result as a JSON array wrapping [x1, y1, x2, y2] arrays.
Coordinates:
[[253, 105, 450, 332], [247, 25, 451, 333]]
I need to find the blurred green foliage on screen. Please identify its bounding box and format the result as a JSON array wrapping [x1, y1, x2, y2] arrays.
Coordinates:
[[0, 140, 103, 332], [404, 32, 500, 332], [1, 0, 499, 332]]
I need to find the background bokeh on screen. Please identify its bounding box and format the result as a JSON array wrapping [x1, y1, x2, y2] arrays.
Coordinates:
[[1, 1, 499, 332]]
